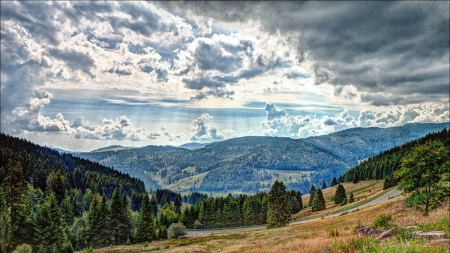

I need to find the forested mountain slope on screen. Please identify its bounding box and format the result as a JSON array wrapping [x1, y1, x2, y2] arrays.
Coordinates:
[[0, 133, 146, 198], [343, 128, 450, 184], [77, 123, 448, 194]]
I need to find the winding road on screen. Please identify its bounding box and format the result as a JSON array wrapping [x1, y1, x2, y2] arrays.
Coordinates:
[[187, 188, 403, 236]]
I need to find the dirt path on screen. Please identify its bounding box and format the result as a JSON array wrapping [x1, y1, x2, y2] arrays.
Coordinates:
[[187, 188, 402, 236]]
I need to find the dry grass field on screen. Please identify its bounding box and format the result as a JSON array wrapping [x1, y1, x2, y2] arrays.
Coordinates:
[[88, 185, 449, 253]]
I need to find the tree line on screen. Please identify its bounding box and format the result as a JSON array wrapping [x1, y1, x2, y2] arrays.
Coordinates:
[[343, 128, 449, 187]]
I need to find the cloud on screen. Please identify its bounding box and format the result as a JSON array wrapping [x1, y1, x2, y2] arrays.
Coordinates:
[[161, 1, 449, 105], [73, 115, 148, 141], [49, 48, 95, 74], [189, 113, 237, 141], [261, 102, 448, 138]]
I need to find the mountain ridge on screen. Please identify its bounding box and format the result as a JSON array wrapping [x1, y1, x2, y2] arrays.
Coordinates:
[[77, 122, 449, 195]]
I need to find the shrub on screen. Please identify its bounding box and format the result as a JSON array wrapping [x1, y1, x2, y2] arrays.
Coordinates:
[[372, 213, 393, 229], [124, 238, 131, 245], [349, 192, 355, 203], [82, 246, 93, 253], [13, 244, 32, 253], [340, 197, 348, 206], [329, 228, 339, 238], [193, 219, 203, 229], [168, 222, 188, 239]]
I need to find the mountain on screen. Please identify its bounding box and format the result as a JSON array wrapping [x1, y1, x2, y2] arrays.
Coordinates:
[[178, 142, 209, 150], [77, 122, 448, 195]]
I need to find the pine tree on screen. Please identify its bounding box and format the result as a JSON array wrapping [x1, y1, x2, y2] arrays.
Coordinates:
[[131, 192, 143, 212], [266, 180, 290, 229], [46, 170, 66, 205], [308, 185, 316, 207], [34, 193, 67, 252], [334, 184, 347, 204], [121, 193, 132, 243], [174, 194, 182, 214], [87, 195, 107, 247], [330, 177, 338, 187], [349, 192, 355, 203], [321, 181, 327, 189], [135, 194, 155, 243], [109, 188, 123, 245], [150, 195, 158, 217], [60, 196, 75, 226], [1, 161, 33, 253], [311, 189, 326, 212]]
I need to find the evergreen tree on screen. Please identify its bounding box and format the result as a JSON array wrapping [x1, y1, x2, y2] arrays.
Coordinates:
[[266, 180, 290, 229], [68, 217, 89, 251], [131, 192, 143, 212], [60, 196, 75, 226], [135, 194, 155, 243], [308, 185, 316, 207], [34, 193, 68, 252], [1, 161, 33, 253], [349, 192, 355, 203], [174, 194, 182, 214], [46, 170, 66, 205], [109, 188, 123, 245], [321, 181, 327, 189], [330, 177, 338, 187], [150, 195, 158, 217], [87, 195, 107, 247], [121, 192, 132, 243], [334, 184, 347, 204], [311, 189, 326, 212]]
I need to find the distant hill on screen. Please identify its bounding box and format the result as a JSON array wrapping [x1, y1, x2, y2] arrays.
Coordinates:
[[91, 145, 133, 152], [77, 122, 448, 194], [178, 142, 209, 150]]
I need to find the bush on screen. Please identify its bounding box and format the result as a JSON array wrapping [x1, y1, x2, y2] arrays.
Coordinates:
[[168, 222, 187, 239], [372, 213, 393, 229], [340, 197, 348, 206], [82, 246, 93, 253], [193, 219, 203, 229], [329, 228, 339, 238], [124, 238, 131, 245], [13, 244, 32, 253], [158, 226, 168, 240]]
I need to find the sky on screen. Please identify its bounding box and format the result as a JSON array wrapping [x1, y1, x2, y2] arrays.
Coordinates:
[[1, 1, 449, 152]]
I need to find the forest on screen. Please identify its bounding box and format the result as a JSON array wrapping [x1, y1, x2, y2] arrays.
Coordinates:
[[0, 133, 296, 252], [343, 128, 449, 186]]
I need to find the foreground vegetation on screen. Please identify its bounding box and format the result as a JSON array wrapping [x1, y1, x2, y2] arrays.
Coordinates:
[[75, 195, 449, 253]]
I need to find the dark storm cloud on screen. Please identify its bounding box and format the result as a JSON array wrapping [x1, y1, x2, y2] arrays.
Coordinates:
[[161, 1, 449, 105], [49, 48, 95, 74], [1, 1, 60, 45], [194, 41, 242, 73], [182, 76, 225, 90]]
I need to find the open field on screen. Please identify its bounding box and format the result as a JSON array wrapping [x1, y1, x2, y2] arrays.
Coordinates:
[[165, 169, 314, 198]]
